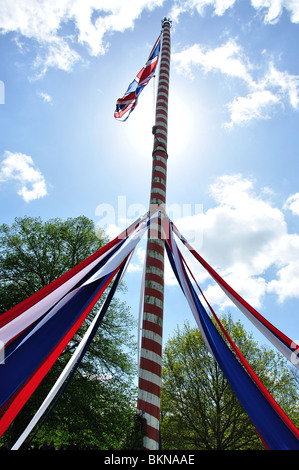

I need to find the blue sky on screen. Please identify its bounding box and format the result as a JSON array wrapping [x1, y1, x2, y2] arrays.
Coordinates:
[[1, 0, 299, 354]]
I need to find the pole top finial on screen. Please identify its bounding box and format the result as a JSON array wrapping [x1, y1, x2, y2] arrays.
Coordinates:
[[161, 17, 172, 28]]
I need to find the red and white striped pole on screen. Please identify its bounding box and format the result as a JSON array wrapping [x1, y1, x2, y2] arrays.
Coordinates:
[[137, 17, 171, 450]]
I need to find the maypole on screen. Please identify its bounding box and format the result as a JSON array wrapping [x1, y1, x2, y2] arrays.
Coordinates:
[[137, 17, 172, 450]]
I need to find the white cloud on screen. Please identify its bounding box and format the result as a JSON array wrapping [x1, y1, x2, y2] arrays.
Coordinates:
[[69, 0, 165, 56], [202, 272, 268, 309], [170, 0, 299, 24], [224, 63, 299, 127], [127, 246, 146, 273], [33, 39, 82, 78], [37, 91, 52, 103], [173, 38, 299, 127], [224, 90, 280, 128], [265, 230, 299, 302], [172, 39, 253, 83], [267, 259, 299, 302], [0, 151, 47, 202], [284, 193, 299, 215], [172, 174, 299, 309], [105, 223, 122, 240], [251, 0, 299, 24], [0, 0, 165, 76], [2, 0, 296, 77], [120, 174, 299, 309], [262, 63, 299, 109], [170, 0, 236, 19]]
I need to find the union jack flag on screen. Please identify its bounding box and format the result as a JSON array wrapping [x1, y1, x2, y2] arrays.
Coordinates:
[[114, 34, 161, 121]]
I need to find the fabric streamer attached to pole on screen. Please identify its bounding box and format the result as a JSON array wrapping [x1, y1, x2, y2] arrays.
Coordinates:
[[165, 220, 299, 450], [0, 213, 148, 342], [0, 212, 157, 440], [1, 211, 299, 450], [11, 255, 131, 450], [171, 221, 299, 370]]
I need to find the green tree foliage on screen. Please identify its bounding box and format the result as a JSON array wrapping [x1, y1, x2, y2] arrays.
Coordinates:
[[123, 412, 147, 450], [0, 216, 137, 449], [0, 215, 108, 312], [160, 315, 299, 450]]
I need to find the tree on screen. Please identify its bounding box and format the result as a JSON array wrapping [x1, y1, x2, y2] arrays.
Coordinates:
[[123, 412, 147, 450], [160, 315, 299, 450], [0, 215, 108, 313], [0, 216, 137, 448]]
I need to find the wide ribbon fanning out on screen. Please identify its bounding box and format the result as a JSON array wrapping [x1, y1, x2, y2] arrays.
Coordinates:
[[171, 222, 299, 370], [0, 212, 156, 439], [114, 34, 161, 121], [11, 254, 131, 450], [0, 213, 147, 341], [1, 211, 299, 449], [165, 220, 299, 450]]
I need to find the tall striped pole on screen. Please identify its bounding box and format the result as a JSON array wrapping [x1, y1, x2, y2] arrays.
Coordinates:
[[137, 17, 171, 450]]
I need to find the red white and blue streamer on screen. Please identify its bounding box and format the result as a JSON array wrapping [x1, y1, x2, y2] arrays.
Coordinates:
[[165, 220, 299, 450], [1, 212, 299, 450], [0, 212, 155, 439], [11, 253, 132, 450], [171, 221, 299, 371]]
